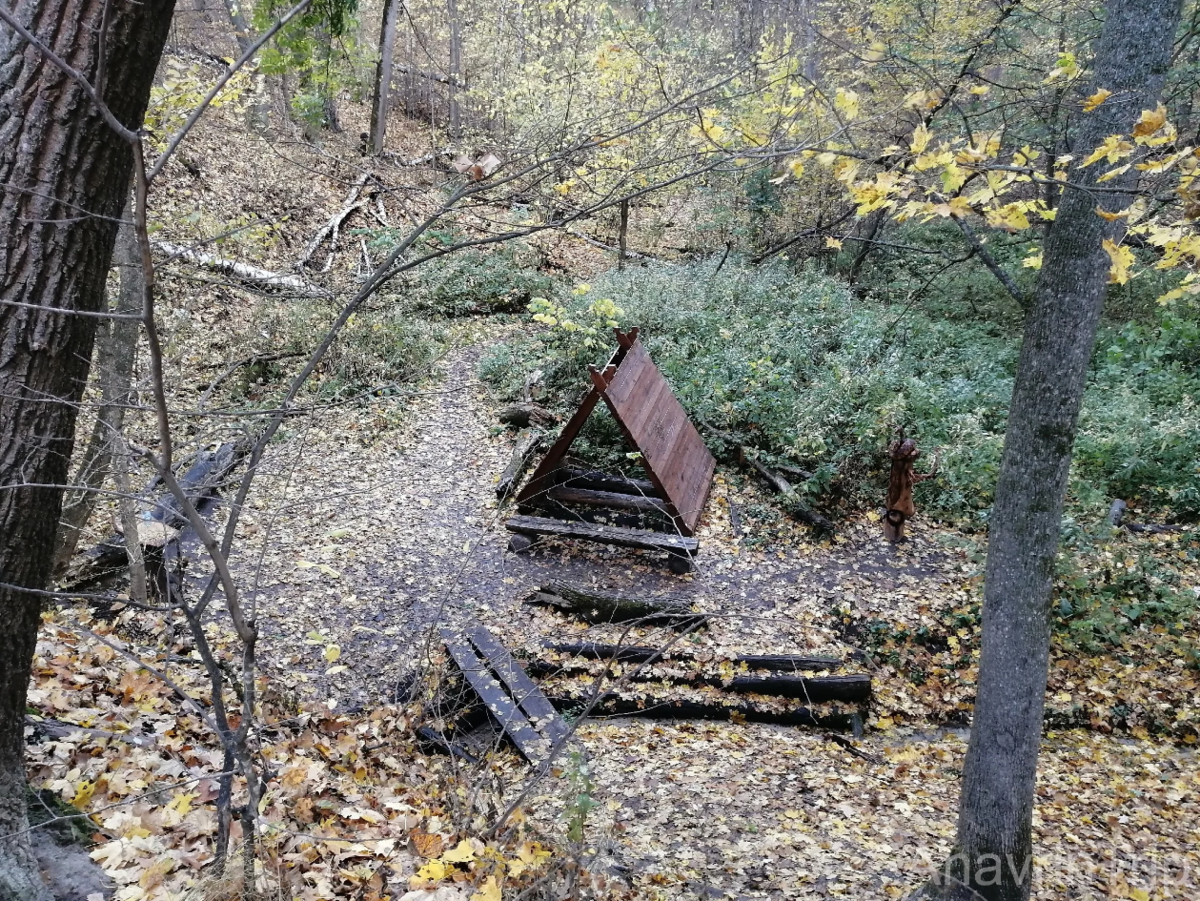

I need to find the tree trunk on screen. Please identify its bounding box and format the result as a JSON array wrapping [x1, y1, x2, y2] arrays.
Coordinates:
[[447, 0, 462, 140], [53, 204, 142, 574], [370, 0, 402, 154], [0, 2, 175, 898], [916, 1, 1181, 899]]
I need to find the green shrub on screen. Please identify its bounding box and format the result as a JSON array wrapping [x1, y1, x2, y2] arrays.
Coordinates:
[[259, 298, 445, 396], [361, 237, 559, 317], [483, 255, 1199, 525]]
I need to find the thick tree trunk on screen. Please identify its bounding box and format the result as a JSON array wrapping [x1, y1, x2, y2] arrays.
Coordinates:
[[369, 0, 403, 155], [916, 1, 1181, 899], [0, 2, 175, 898]]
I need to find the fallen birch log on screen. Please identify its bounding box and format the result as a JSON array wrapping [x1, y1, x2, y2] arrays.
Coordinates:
[[154, 241, 330, 298], [299, 170, 373, 269], [741, 449, 835, 533]]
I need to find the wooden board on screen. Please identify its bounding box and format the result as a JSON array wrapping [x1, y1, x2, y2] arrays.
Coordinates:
[[601, 340, 715, 535], [505, 514, 699, 554], [464, 625, 568, 747], [441, 629, 552, 763]]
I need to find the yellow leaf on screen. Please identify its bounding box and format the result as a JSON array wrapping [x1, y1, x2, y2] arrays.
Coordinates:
[[825, 237, 843, 250], [985, 202, 1031, 231], [1096, 206, 1130, 222], [834, 88, 860, 120], [1081, 135, 1134, 168], [1132, 104, 1166, 138], [1097, 163, 1131, 183], [1103, 239, 1134, 285], [416, 860, 447, 881], [787, 158, 805, 179], [1082, 89, 1111, 112], [167, 791, 196, 815], [864, 41, 887, 62], [968, 84, 990, 96], [1128, 889, 1150, 901], [443, 839, 477, 864], [71, 781, 95, 808], [324, 644, 341, 663], [910, 124, 931, 155], [471, 876, 502, 901], [1022, 252, 1043, 270]]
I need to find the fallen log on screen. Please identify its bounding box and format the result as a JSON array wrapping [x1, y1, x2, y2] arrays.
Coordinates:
[[496, 428, 542, 498], [543, 643, 842, 671], [547, 691, 858, 731], [298, 169, 373, 270], [154, 241, 330, 298], [498, 402, 556, 428], [506, 515, 699, 572], [527, 582, 707, 628], [557, 467, 658, 497], [545, 484, 669, 516], [742, 450, 834, 533], [528, 658, 870, 702], [63, 440, 249, 589]]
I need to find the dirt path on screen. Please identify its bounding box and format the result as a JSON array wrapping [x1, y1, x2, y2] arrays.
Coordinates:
[[226, 335, 1199, 901], [235, 333, 964, 707]]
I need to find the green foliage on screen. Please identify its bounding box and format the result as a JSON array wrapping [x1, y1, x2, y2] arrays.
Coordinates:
[[1052, 522, 1198, 654], [255, 0, 363, 130], [145, 59, 251, 152], [563, 751, 597, 844], [483, 255, 1199, 525], [396, 244, 559, 317], [258, 299, 445, 395]]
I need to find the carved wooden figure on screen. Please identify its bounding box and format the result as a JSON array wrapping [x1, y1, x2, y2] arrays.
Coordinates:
[[884, 434, 937, 541]]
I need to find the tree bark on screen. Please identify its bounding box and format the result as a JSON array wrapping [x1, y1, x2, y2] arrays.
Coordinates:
[[369, 0, 402, 155], [0, 2, 175, 897], [916, 1, 1181, 899]]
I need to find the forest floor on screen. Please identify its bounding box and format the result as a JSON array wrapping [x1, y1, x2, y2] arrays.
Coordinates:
[[23, 34, 1200, 898], [218, 329, 1199, 900]]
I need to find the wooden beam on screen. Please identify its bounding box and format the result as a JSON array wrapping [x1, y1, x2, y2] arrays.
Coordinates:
[[546, 485, 669, 515], [505, 514, 698, 554]]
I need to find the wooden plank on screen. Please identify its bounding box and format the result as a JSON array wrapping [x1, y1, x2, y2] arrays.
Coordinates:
[[465, 625, 567, 747], [515, 388, 602, 506], [725, 674, 871, 703], [505, 514, 699, 553], [546, 485, 670, 515], [441, 630, 550, 762], [601, 340, 715, 535]]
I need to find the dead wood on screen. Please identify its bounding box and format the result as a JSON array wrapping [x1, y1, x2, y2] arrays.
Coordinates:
[[544, 643, 843, 671], [527, 657, 870, 702], [527, 582, 707, 628], [741, 450, 835, 532], [496, 428, 542, 498], [546, 691, 857, 731], [498, 402, 556, 428], [63, 440, 250, 589], [154, 241, 330, 297], [299, 169, 373, 269]]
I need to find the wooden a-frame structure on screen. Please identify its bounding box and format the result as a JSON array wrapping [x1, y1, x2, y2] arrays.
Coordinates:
[[514, 328, 715, 540]]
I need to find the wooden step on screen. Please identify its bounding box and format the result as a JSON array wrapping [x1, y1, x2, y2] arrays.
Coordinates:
[[505, 514, 699, 554], [441, 626, 567, 764]]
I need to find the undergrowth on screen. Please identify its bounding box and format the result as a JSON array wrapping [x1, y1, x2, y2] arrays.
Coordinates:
[[481, 255, 1200, 526]]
